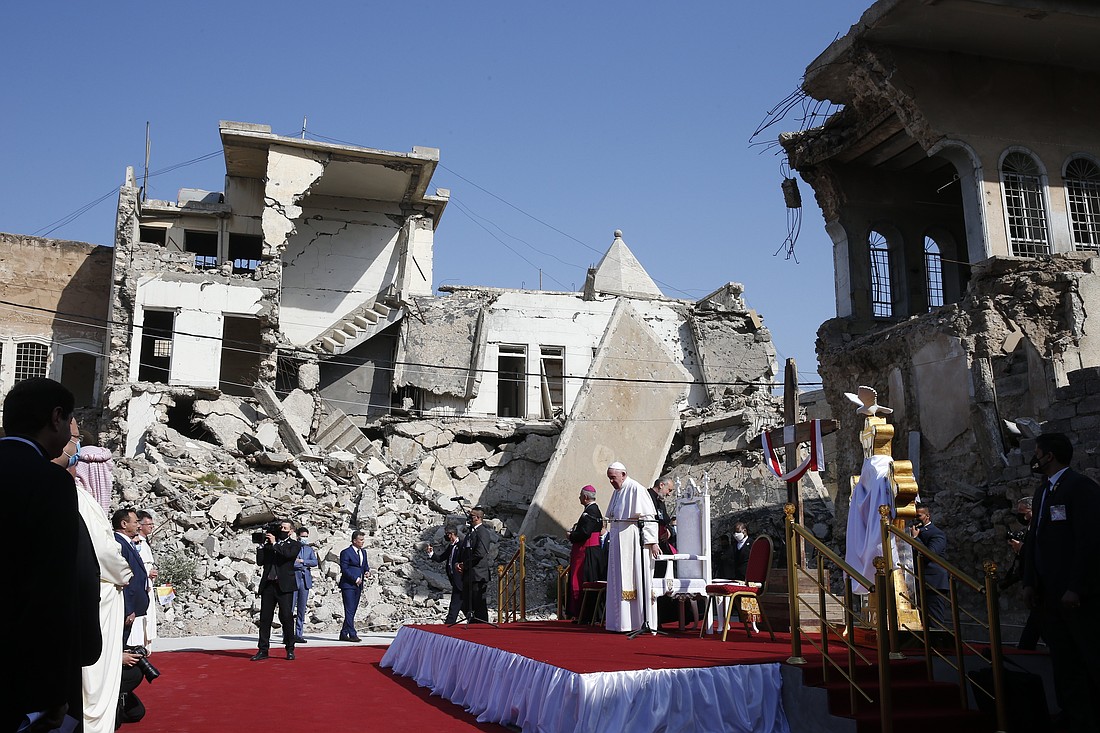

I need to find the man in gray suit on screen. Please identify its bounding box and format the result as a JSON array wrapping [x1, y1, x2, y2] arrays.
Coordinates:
[[292, 526, 318, 644]]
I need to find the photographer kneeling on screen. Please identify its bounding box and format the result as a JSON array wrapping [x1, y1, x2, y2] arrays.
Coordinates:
[[118, 646, 158, 726]]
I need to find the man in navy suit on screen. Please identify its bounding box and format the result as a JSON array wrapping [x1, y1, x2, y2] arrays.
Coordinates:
[[910, 503, 948, 625], [113, 508, 150, 629], [3, 378, 101, 732], [338, 531, 370, 641], [252, 520, 301, 661], [428, 528, 464, 623], [292, 526, 318, 644], [1023, 432, 1100, 731]]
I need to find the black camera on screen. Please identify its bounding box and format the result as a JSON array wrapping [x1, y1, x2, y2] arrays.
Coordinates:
[[126, 645, 161, 683], [251, 522, 287, 545], [1007, 529, 1026, 542]]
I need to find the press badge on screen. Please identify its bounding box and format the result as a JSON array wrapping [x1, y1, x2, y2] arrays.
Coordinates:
[[1050, 504, 1067, 521]]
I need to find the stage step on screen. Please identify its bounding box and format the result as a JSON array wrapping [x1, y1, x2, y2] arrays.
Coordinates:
[[793, 656, 996, 733]]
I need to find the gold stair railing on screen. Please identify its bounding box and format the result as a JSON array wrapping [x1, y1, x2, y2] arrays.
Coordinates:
[[785, 504, 895, 733], [497, 534, 526, 623], [878, 505, 1007, 732], [555, 564, 569, 619]]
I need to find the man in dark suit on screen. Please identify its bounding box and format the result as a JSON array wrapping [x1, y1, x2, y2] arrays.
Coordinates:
[[457, 508, 492, 623], [1023, 432, 1100, 731], [428, 527, 464, 624], [252, 519, 301, 660], [3, 378, 101, 732], [910, 504, 949, 625], [113, 508, 151, 628], [338, 530, 370, 641]]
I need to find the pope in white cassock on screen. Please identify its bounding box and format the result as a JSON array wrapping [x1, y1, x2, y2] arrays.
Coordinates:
[[604, 462, 660, 633]]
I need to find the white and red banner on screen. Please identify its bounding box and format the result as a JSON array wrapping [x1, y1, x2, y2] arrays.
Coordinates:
[[760, 419, 825, 482]]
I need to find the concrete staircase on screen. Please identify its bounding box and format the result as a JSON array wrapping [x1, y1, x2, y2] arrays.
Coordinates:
[[314, 406, 373, 456], [312, 299, 403, 356]]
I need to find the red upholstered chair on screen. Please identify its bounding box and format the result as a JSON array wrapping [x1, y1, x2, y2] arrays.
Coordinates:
[[700, 536, 775, 642]]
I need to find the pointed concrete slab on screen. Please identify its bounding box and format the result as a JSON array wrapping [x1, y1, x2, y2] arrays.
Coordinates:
[[591, 230, 663, 299], [519, 299, 690, 538]]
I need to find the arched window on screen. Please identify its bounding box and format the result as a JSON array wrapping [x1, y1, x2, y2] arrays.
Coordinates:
[[869, 230, 892, 318], [1065, 157, 1100, 252], [924, 236, 944, 310], [1001, 151, 1050, 257]]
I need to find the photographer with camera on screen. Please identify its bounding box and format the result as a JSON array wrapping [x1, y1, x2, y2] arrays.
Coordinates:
[[251, 520, 301, 661], [117, 645, 158, 726]]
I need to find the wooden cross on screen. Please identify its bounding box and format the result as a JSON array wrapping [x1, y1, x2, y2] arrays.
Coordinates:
[[752, 358, 837, 566]]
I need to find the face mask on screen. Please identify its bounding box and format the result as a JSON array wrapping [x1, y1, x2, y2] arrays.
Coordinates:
[[1030, 453, 1048, 474], [733, 532, 746, 542], [66, 441, 81, 469], [1016, 513, 1029, 526], [299, 538, 310, 545]]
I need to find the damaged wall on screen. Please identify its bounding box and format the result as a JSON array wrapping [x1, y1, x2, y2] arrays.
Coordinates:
[[0, 232, 112, 410], [817, 254, 1100, 593], [520, 301, 692, 539]]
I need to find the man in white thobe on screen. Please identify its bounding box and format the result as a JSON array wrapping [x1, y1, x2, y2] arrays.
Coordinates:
[[63, 425, 133, 733], [604, 462, 660, 633]]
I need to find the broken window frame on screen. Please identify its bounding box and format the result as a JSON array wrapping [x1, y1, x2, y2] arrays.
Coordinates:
[[14, 340, 50, 383], [1064, 156, 1100, 253], [54, 339, 102, 408], [923, 236, 944, 311], [1000, 150, 1051, 258], [496, 343, 528, 418], [139, 225, 168, 246], [227, 233, 263, 275], [868, 229, 893, 318], [184, 229, 220, 270], [539, 345, 566, 418], [137, 308, 175, 384]]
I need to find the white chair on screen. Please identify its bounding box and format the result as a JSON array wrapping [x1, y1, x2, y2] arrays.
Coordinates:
[[653, 477, 715, 631]]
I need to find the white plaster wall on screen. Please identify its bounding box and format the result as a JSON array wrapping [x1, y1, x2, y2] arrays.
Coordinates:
[[131, 277, 266, 387], [279, 204, 403, 346], [405, 216, 435, 296], [630, 300, 709, 408], [465, 293, 617, 418], [124, 391, 158, 458]]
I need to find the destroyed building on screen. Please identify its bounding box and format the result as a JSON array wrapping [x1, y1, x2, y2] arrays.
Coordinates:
[[0, 120, 825, 636], [779, 0, 1100, 608], [0, 232, 112, 427]]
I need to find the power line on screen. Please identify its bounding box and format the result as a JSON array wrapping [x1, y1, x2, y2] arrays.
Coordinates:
[[0, 298, 821, 388]]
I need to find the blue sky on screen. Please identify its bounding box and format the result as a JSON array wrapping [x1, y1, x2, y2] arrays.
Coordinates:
[[1, 1, 873, 387]]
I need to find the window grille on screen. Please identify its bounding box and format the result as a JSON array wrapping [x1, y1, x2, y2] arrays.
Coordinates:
[[1002, 152, 1050, 257], [924, 237, 944, 310], [152, 339, 172, 358], [869, 230, 892, 318], [14, 342, 49, 382], [1066, 158, 1100, 252]]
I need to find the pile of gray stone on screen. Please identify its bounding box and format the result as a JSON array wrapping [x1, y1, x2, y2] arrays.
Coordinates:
[[111, 395, 570, 638]]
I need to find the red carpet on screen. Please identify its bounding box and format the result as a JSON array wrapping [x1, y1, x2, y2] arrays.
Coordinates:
[[407, 620, 797, 672], [132, 646, 508, 732]]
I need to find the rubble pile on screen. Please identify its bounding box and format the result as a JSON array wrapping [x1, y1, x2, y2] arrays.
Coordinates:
[[111, 393, 569, 638]]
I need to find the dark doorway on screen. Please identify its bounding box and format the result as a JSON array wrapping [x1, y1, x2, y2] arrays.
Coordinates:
[[138, 310, 174, 384], [220, 316, 262, 396]]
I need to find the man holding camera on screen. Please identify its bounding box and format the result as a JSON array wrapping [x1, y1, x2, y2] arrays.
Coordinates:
[[252, 520, 302, 661], [457, 508, 492, 623]]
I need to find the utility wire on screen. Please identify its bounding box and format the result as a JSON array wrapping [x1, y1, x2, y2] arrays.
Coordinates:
[[0, 298, 821, 388]]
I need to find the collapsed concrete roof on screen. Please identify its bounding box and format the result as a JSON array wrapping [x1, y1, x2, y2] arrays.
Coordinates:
[[804, 0, 1100, 104], [590, 230, 663, 299]]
